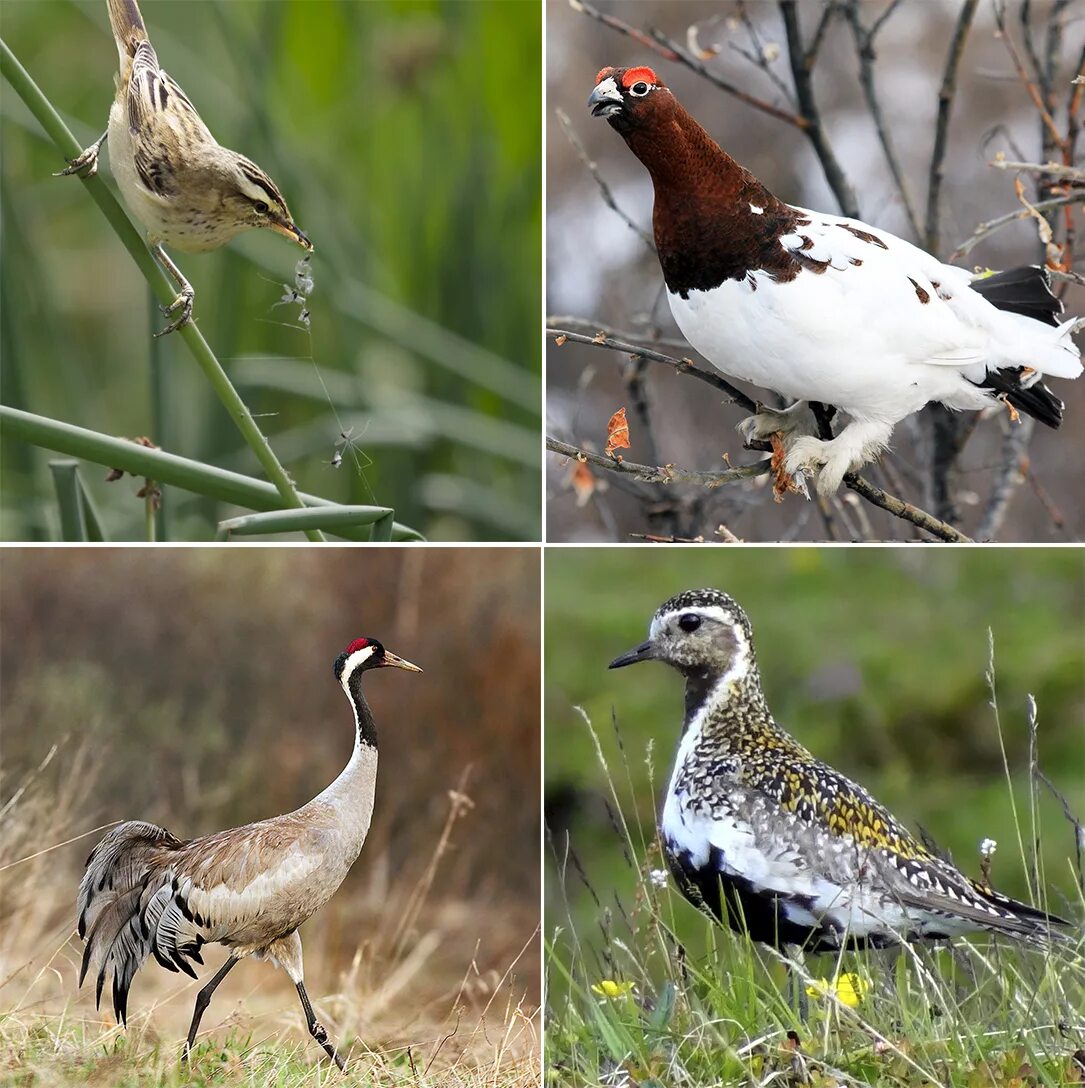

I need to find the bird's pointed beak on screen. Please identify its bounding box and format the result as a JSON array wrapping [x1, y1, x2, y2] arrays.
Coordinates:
[[380, 652, 423, 673], [608, 640, 655, 669], [589, 77, 624, 118], [270, 218, 313, 250]]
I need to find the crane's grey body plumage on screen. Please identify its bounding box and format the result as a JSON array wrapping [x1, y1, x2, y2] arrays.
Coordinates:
[[76, 638, 420, 1067]]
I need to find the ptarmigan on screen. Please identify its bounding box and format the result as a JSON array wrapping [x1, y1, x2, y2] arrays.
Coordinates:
[[589, 66, 1082, 496], [609, 589, 1069, 951]]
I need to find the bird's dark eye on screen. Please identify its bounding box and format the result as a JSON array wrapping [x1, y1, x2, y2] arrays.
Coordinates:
[[678, 613, 701, 632], [253, 200, 269, 214], [630, 81, 650, 96]]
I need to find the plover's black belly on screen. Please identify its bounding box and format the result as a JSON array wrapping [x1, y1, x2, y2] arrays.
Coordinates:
[[663, 840, 911, 953]]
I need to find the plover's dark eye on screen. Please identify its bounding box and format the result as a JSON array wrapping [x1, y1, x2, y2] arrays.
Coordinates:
[[678, 613, 701, 632], [630, 81, 650, 96]]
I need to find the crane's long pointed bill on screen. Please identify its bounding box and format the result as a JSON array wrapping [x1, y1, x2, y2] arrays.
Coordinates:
[[608, 641, 654, 669], [381, 652, 423, 673]]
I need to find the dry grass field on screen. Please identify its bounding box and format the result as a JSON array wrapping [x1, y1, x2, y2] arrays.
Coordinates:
[[0, 549, 541, 1087]]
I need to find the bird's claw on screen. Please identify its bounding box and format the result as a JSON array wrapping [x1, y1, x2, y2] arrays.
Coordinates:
[[155, 289, 195, 337], [55, 147, 100, 178]]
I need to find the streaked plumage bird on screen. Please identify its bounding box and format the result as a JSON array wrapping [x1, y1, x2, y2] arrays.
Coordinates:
[[77, 638, 421, 1069], [609, 589, 1068, 952], [589, 67, 1082, 496], [59, 0, 312, 335]]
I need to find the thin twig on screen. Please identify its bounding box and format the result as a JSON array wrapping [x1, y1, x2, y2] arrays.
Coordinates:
[[730, 0, 797, 106], [547, 436, 768, 488], [949, 192, 1084, 260], [555, 107, 654, 249], [926, 0, 980, 255], [976, 417, 1033, 541], [844, 0, 921, 239], [779, 0, 860, 217], [547, 327, 758, 411], [568, 0, 681, 58], [993, 1, 1067, 155], [643, 25, 810, 130], [989, 159, 1085, 182]]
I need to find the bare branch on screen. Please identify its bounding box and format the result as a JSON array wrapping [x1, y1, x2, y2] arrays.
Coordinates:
[[992, 1, 1067, 156], [567, 0, 680, 58], [976, 418, 1033, 541], [546, 327, 759, 412], [842, 473, 973, 542], [926, 0, 980, 255], [644, 25, 810, 129], [949, 191, 1084, 260], [844, 0, 922, 239], [730, 0, 797, 107], [809, 403, 973, 542], [988, 158, 1085, 182], [555, 108, 654, 249], [779, 0, 860, 218], [547, 436, 768, 488]]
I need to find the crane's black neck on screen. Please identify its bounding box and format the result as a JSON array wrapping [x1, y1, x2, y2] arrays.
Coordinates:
[[347, 671, 378, 749]]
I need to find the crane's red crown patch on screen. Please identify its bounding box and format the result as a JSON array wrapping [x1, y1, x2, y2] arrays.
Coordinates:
[[345, 637, 370, 654], [621, 66, 658, 88]]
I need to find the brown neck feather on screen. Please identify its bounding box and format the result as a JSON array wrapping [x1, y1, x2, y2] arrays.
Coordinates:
[[612, 93, 801, 297]]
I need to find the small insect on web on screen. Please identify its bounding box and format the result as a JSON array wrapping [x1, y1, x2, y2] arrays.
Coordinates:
[[265, 254, 376, 498], [324, 424, 372, 475], [274, 254, 315, 328]]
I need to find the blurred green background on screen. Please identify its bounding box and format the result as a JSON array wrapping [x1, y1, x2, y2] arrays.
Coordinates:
[[545, 548, 1085, 961], [1, 0, 540, 541]]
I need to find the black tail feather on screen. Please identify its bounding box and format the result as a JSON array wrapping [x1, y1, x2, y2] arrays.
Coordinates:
[[971, 265, 1062, 328], [978, 368, 1064, 429]]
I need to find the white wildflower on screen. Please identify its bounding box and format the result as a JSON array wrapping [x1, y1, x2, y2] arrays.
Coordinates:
[[979, 838, 997, 858], [649, 869, 669, 889]]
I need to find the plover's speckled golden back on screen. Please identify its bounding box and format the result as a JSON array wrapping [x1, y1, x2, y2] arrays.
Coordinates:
[[609, 589, 1067, 952]]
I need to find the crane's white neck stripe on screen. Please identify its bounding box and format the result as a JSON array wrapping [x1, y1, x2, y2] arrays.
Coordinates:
[[339, 644, 378, 691]]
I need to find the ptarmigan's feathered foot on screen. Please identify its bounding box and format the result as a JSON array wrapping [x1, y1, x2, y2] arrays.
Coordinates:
[[784, 419, 895, 497]]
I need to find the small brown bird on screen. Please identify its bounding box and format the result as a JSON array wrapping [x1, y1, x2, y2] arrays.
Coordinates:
[[58, 0, 312, 335], [77, 638, 421, 1069]]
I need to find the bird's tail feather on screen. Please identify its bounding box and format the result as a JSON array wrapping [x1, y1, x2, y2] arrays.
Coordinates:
[[978, 368, 1065, 429], [77, 821, 188, 1023], [971, 265, 1062, 328], [107, 0, 148, 61]]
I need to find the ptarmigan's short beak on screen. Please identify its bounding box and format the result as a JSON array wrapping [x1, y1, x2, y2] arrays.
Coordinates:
[[380, 651, 423, 673], [589, 78, 623, 118], [608, 640, 655, 669]]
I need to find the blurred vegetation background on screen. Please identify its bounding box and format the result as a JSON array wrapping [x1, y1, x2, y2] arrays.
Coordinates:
[[545, 548, 1084, 963], [1, 548, 540, 1067], [1, 0, 541, 542]]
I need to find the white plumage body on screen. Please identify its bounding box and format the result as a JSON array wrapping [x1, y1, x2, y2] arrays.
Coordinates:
[[667, 209, 1081, 429]]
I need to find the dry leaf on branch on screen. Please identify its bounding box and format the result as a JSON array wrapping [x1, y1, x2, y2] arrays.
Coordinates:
[[605, 407, 631, 459]]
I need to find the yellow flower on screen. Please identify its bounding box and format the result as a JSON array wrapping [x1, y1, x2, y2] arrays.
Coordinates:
[[805, 971, 869, 1008], [591, 979, 635, 999]]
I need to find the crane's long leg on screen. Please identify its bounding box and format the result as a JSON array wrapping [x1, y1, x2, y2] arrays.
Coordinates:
[[55, 130, 108, 178], [150, 242, 196, 336], [182, 955, 240, 1062], [296, 981, 347, 1072]]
